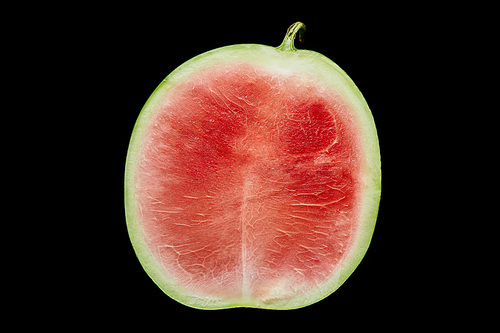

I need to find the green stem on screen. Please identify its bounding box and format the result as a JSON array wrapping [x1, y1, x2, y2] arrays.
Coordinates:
[[276, 22, 306, 52]]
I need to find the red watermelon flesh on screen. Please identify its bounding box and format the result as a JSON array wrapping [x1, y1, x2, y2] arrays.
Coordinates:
[[133, 63, 364, 305]]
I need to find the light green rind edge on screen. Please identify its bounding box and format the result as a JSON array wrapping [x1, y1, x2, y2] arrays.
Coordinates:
[[124, 44, 381, 310]]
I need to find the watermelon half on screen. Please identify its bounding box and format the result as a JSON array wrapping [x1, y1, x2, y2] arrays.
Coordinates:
[[125, 22, 381, 309]]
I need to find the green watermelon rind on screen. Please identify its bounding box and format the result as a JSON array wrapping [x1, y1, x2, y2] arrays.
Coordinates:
[[124, 44, 381, 309]]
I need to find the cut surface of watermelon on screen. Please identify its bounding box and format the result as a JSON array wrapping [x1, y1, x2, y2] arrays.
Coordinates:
[[125, 24, 380, 309]]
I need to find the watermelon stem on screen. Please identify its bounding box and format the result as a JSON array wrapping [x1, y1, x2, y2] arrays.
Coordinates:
[[277, 22, 306, 52]]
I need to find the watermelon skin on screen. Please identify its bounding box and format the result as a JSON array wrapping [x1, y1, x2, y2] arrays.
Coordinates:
[[125, 43, 381, 309]]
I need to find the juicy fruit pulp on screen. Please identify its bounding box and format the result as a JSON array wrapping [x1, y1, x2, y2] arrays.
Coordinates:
[[125, 23, 381, 309], [138, 64, 360, 302]]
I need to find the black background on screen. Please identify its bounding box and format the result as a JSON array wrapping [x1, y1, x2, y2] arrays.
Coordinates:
[[39, 3, 479, 328]]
